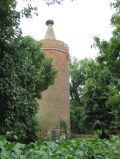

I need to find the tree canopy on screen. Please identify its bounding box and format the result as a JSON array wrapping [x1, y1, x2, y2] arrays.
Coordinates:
[[70, 0, 120, 137], [0, 0, 56, 143]]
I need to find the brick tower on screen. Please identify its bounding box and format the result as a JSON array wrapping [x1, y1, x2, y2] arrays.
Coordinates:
[[38, 20, 70, 138]]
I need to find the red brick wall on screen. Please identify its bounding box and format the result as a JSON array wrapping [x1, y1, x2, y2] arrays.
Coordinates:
[[38, 39, 70, 137]]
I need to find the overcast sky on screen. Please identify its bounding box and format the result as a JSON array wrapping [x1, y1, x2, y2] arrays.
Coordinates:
[[19, 0, 115, 59]]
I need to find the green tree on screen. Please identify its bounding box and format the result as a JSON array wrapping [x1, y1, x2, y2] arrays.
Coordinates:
[[0, 1, 56, 143], [70, 0, 120, 137], [70, 57, 119, 137], [92, 36, 120, 134], [83, 64, 116, 137], [91, 0, 120, 134], [70, 58, 96, 134]]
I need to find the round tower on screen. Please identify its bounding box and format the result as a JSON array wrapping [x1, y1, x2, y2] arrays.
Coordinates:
[[38, 20, 70, 138]]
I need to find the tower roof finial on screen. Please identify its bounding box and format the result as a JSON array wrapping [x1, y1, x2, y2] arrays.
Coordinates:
[[45, 19, 56, 40], [46, 19, 54, 26]]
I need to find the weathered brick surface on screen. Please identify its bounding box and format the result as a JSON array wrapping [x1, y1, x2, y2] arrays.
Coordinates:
[[38, 39, 70, 137]]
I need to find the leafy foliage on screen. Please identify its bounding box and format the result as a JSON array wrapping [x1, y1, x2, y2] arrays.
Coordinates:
[[0, 135, 120, 159], [44, 0, 64, 5], [70, 57, 120, 136], [70, 0, 120, 136], [0, 0, 56, 143], [0, 35, 56, 143], [70, 101, 86, 134], [60, 119, 68, 139]]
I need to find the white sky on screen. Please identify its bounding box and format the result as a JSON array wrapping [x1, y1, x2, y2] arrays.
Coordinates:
[[19, 0, 115, 59]]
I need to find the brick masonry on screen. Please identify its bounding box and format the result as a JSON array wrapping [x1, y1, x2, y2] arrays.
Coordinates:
[[38, 39, 70, 137]]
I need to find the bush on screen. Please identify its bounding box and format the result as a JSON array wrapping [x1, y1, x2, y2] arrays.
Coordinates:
[[0, 135, 120, 159]]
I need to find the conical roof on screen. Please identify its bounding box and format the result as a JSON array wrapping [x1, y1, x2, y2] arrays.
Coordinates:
[[41, 20, 69, 55]]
